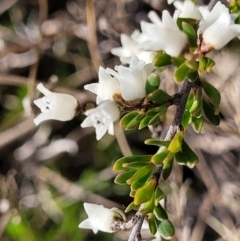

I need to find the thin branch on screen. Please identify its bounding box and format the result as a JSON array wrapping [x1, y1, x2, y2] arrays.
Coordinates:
[[127, 79, 196, 241]]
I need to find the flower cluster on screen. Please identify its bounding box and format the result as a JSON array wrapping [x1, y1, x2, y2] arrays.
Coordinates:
[[33, 1, 240, 141]]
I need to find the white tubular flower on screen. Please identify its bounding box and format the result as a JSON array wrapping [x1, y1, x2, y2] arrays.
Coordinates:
[[139, 11, 188, 57], [106, 56, 155, 101], [84, 67, 121, 104], [79, 203, 126, 233], [111, 30, 156, 64], [33, 83, 78, 125], [81, 100, 120, 140], [198, 1, 240, 52], [173, 0, 202, 20]]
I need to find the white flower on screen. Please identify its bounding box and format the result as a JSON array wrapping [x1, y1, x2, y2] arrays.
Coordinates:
[[139, 11, 188, 56], [173, 0, 202, 20], [81, 100, 120, 140], [106, 55, 155, 101], [79, 203, 125, 233], [111, 30, 156, 64], [198, 1, 240, 52], [84, 66, 121, 104], [33, 83, 78, 125]]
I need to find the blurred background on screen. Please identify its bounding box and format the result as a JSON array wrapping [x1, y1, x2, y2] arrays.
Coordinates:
[[1, 0, 240, 241]]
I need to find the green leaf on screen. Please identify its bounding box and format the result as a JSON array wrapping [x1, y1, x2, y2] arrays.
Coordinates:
[[114, 170, 136, 185], [120, 112, 139, 127], [168, 131, 184, 153], [175, 151, 188, 165], [154, 187, 165, 205], [139, 194, 155, 214], [123, 162, 150, 170], [171, 56, 185, 67], [148, 213, 158, 235], [186, 91, 194, 110], [127, 164, 153, 185], [152, 149, 169, 165], [113, 155, 152, 171], [146, 73, 161, 95], [153, 51, 172, 67], [182, 141, 199, 168], [125, 201, 138, 213], [139, 116, 153, 129], [182, 110, 192, 129], [148, 113, 161, 125], [145, 139, 171, 147], [182, 22, 197, 47], [202, 99, 220, 126], [134, 178, 157, 205], [154, 204, 168, 220], [131, 170, 153, 191], [126, 113, 145, 130], [187, 71, 199, 82], [185, 60, 198, 71], [205, 57, 215, 73], [201, 80, 221, 114], [177, 18, 198, 30], [146, 103, 169, 117], [189, 88, 202, 118], [147, 89, 172, 103], [192, 116, 204, 133], [173, 62, 190, 83], [158, 220, 175, 240], [198, 57, 206, 72], [162, 155, 174, 180]]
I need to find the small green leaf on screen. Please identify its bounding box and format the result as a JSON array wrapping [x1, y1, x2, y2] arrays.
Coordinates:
[[177, 18, 198, 30], [189, 88, 202, 118], [185, 60, 198, 70], [198, 57, 206, 72], [168, 131, 184, 153], [186, 91, 194, 110], [187, 71, 199, 82], [127, 164, 153, 185], [171, 56, 185, 67], [162, 155, 174, 180], [120, 112, 139, 127], [201, 80, 221, 114], [192, 116, 204, 133], [175, 151, 188, 165], [114, 170, 136, 185], [154, 187, 165, 206], [182, 141, 199, 168], [182, 22, 197, 47], [205, 57, 215, 73], [146, 103, 169, 117], [152, 149, 169, 165], [113, 155, 152, 171], [139, 116, 153, 129], [147, 89, 172, 103], [158, 220, 175, 240], [123, 162, 150, 170], [154, 204, 168, 220], [174, 62, 190, 83], [126, 113, 145, 130], [148, 213, 158, 235], [145, 139, 171, 147], [125, 201, 138, 213], [153, 51, 172, 67], [139, 194, 155, 214], [182, 110, 192, 129], [134, 178, 157, 205], [146, 73, 161, 95], [131, 170, 153, 191], [149, 113, 161, 125], [202, 99, 220, 126]]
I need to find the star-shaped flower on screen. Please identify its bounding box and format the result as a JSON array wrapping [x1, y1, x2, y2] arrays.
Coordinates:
[[81, 100, 120, 140], [106, 55, 155, 101], [84, 66, 121, 104], [33, 83, 78, 125], [139, 11, 188, 57], [78, 203, 126, 233], [111, 30, 156, 64], [198, 1, 240, 52]]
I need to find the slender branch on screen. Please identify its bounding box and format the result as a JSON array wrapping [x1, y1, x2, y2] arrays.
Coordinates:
[[128, 79, 196, 241]]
